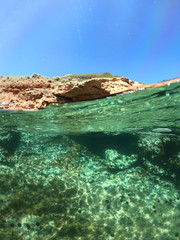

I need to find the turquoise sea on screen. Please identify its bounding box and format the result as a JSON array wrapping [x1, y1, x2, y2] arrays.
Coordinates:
[[0, 82, 180, 240]]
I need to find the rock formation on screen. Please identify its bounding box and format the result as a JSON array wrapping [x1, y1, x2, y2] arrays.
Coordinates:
[[0, 75, 179, 111]]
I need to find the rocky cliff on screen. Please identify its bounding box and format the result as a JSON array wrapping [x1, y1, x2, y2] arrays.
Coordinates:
[[0, 74, 179, 111]]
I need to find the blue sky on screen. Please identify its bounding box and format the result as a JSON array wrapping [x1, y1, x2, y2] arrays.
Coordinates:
[[0, 0, 180, 84]]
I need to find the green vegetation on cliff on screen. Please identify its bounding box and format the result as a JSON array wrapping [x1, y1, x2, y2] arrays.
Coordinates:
[[53, 72, 122, 82], [0, 72, 122, 83]]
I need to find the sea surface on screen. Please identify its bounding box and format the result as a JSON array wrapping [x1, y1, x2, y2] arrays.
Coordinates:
[[0, 82, 180, 240]]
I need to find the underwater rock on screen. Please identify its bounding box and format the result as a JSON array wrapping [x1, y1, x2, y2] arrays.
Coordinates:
[[138, 136, 180, 178], [0, 146, 7, 164], [0, 132, 20, 166], [0, 132, 180, 239], [0, 132, 13, 144], [104, 149, 137, 170]]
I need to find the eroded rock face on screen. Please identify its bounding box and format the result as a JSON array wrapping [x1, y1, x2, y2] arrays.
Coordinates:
[[0, 76, 179, 111], [0, 77, 142, 111]]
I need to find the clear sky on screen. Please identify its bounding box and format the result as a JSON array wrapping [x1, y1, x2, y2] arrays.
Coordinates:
[[0, 0, 180, 83]]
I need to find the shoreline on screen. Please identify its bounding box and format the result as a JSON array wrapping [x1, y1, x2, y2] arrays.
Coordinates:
[[0, 75, 179, 111]]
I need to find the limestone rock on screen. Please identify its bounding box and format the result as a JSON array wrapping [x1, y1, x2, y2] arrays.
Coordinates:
[[0, 75, 179, 111]]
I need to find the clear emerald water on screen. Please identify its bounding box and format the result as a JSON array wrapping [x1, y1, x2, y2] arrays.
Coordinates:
[[0, 82, 180, 239], [1, 82, 180, 136]]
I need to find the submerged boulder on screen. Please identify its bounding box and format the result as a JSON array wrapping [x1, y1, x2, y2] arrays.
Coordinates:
[[138, 136, 180, 178], [104, 149, 137, 170], [0, 132, 179, 239], [0, 131, 21, 166]]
